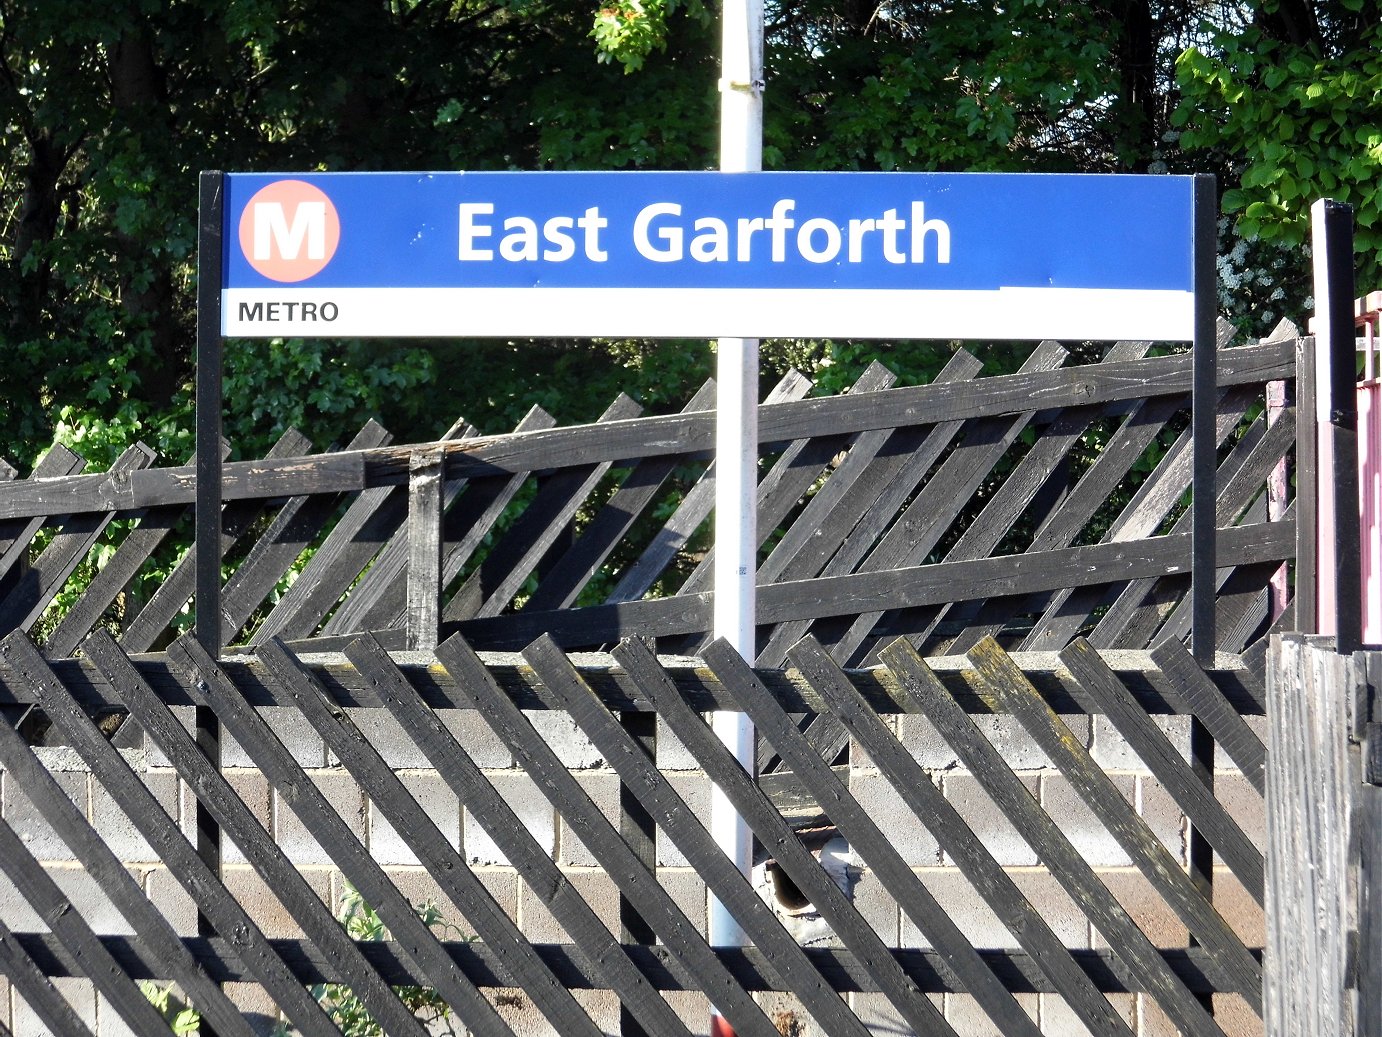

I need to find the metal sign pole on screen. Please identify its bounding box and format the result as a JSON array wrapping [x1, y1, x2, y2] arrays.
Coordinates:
[[194, 169, 225, 947], [711, 2, 763, 1035], [1190, 174, 1217, 665]]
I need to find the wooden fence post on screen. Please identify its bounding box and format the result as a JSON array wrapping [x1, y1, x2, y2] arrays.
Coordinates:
[[1266, 634, 1367, 1036], [406, 447, 443, 651]]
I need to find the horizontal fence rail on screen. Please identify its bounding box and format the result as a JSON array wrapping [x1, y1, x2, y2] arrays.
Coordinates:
[[0, 629, 1264, 1036], [0, 325, 1301, 675]]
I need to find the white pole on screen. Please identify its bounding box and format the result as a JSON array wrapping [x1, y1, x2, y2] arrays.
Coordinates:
[[711, 1, 762, 1034]]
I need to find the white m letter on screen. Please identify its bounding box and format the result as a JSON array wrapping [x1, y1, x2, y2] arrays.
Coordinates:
[[253, 201, 326, 261]]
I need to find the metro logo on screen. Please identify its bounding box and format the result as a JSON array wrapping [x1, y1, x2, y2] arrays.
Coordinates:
[[237, 180, 340, 282]]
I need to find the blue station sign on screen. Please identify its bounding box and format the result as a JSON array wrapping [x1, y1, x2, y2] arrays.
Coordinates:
[[222, 171, 1196, 341]]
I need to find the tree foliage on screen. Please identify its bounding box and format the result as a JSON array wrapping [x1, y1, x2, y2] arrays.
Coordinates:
[[0, 0, 1376, 477]]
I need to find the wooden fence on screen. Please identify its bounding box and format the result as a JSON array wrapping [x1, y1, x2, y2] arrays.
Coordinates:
[[0, 324, 1318, 1034], [0, 627, 1265, 1037], [1265, 634, 1381, 1037], [0, 324, 1299, 668]]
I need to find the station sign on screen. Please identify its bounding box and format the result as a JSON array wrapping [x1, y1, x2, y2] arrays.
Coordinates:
[[222, 171, 1196, 341]]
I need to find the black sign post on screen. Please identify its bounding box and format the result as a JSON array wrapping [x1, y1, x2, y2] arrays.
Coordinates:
[[1191, 173, 1218, 665], [194, 170, 225, 949]]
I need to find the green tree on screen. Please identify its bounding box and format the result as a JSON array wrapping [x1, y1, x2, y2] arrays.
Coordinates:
[[1174, 0, 1380, 329]]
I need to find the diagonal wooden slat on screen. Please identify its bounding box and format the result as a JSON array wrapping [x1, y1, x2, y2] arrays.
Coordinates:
[[523, 378, 718, 612], [220, 419, 392, 644], [785, 635, 1138, 1037], [815, 342, 1069, 663], [41, 442, 231, 659], [873, 342, 1155, 659], [677, 363, 897, 603], [252, 417, 483, 643], [254, 636, 607, 1037], [83, 634, 435, 1037], [0, 445, 87, 586], [448, 394, 643, 621], [1087, 406, 1296, 651], [0, 443, 156, 637], [1018, 383, 1262, 652], [604, 369, 814, 605], [699, 637, 1044, 1037], [1151, 639, 1267, 796], [1060, 638, 1264, 904], [0, 635, 263, 1037], [310, 415, 484, 637], [430, 632, 785, 1037], [120, 427, 313, 652], [0, 915, 98, 1037], [609, 636, 959, 1037], [50, 631, 343, 1037], [752, 350, 985, 667], [0, 812, 172, 1034], [522, 634, 878, 1037], [876, 637, 1228, 1037], [965, 636, 1263, 1011], [165, 634, 517, 1037], [338, 632, 698, 1037], [755, 353, 982, 593]]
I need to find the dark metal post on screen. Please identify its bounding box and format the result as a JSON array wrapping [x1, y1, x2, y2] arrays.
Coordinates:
[[194, 172, 225, 969], [1312, 198, 1361, 652], [197, 171, 225, 655], [1191, 174, 1218, 664]]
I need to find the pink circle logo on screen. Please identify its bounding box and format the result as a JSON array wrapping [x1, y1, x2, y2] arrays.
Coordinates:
[[237, 180, 341, 282]]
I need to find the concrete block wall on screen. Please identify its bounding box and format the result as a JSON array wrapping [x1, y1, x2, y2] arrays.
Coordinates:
[[0, 702, 1267, 1036]]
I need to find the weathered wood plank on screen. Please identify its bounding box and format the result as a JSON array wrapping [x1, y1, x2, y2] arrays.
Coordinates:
[[701, 637, 1042, 1037], [406, 446, 444, 651], [256, 637, 606, 1037], [786, 635, 1137, 1037], [1264, 636, 1354, 1037], [877, 637, 1227, 1037], [88, 633, 435, 1037], [0, 640, 1263, 717], [966, 637, 1262, 1009], [431, 633, 784, 1037], [167, 634, 517, 1037], [524, 635, 878, 1037], [449, 519, 1294, 652], [338, 633, 697, 1037], [1151, 638, 1267, 795], [1360, 783, 1382, 1037]]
